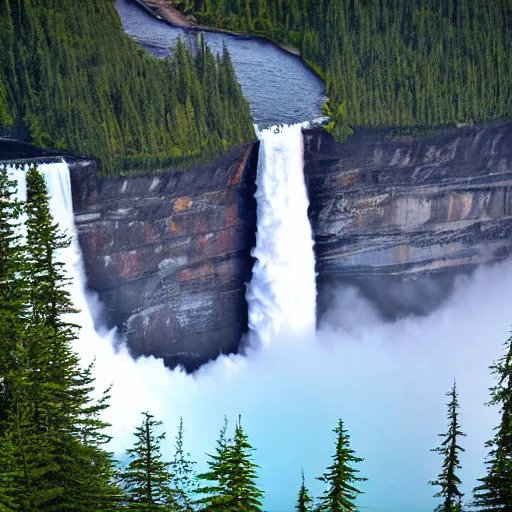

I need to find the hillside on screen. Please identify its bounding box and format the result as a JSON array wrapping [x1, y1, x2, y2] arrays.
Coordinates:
[[174, 0, 512, 138], [0, 0, 254, 176]]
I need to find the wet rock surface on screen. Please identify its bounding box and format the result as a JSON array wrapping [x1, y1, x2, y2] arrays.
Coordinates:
[[70, 144, 258, 371], [6, 120, 512, 369], [303, 120, 512, 318]]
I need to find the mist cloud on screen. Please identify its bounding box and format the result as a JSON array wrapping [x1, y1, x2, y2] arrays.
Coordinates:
[[71, 257, 510, 511]]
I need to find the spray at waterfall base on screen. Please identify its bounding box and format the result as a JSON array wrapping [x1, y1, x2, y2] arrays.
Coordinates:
[[9, 126, 507, 510]]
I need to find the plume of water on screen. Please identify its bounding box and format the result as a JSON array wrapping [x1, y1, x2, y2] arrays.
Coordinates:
[[246, 124, 317, 346]]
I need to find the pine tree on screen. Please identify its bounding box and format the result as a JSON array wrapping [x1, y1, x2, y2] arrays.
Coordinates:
[[195, 415, 263, 511], [120, 411, 175, 509], [195, 416, 233, 510], [473, 333, 512, 509], [429, 381, 466, 512], [223, 415, 264, 511], [0, 166, 120, 511], [316, 418, 367, 512], [296, 468, 313, 512], [169, 417, 197, 511], [0, 165, 26, 427], [0, 165, 26, 511]]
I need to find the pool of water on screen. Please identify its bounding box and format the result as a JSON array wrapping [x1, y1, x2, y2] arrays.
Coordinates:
[[115, 0, 326, 128]]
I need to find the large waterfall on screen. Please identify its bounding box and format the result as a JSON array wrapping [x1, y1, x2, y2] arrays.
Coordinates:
[[246, 124, 317, 346], [4, 146, 510, 512]]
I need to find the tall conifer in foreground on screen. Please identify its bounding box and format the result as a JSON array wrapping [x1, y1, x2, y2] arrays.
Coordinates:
[[429, 381, 466, 511], [0, 166, 25, 427], [0, 167, 120, 511], [316, 418, 367, 512], [473, 333, 512, 509], [169, 417, 197, 511], [296, 468, 313, 512], [25, 167, 120, 511], [0, 165, 26, 511], [120, 411, 175, 509]]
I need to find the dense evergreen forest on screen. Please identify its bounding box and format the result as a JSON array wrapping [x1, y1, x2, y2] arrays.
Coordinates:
[[0, 0, 254, 176], [176, 0, 512, 138], [1, 165, 512, 510]]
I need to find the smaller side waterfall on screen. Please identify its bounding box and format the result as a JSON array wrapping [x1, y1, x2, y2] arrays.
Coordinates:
[[246, 124, 317, 346]]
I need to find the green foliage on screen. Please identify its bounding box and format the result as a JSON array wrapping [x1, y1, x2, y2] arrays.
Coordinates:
[[195, 415, 264, 511], [473, 333, 512, 510], [194, 417, 232, 510], [0, 1, 254, 176], [169, 418, 197, 511], [184, 0, 512, 135], [0, 166, 120, 512], [321, 101, 353, 142], [120, 411, 175, 509], [316, 419, 367, 512], [296, 468, 313, 512], [429, 381, 466, 512]]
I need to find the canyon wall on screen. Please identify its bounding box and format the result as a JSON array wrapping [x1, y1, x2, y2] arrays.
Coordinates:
[[3, 119, 512, 368], [70, 144, 258, 371], [304, 120, 512, 316]]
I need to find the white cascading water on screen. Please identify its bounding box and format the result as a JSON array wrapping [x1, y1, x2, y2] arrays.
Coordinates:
[[246, 123, 317, 346]]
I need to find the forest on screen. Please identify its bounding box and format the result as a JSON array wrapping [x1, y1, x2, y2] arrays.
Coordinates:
[[1, 164, 512, 510], [175, 0, 512, 139], [0, 0, 254, 176]]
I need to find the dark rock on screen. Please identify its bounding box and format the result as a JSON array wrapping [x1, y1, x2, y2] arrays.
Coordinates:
[[303, 120, 512, 318], [70, 143, 259, 371]]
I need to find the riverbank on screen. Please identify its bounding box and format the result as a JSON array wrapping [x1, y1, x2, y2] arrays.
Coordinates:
[[135, 0, 302, 57]]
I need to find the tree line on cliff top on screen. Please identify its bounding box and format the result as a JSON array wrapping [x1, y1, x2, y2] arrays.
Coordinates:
[[1, 165, 512, 510], [177, 0, 512, 140], [0, 0, 254, 176]]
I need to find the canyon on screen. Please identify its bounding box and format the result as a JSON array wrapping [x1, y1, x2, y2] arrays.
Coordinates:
[[2, 119, 512, 370]]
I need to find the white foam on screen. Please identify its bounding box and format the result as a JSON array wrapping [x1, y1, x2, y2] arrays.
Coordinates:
[[246, 124, 317, 346]]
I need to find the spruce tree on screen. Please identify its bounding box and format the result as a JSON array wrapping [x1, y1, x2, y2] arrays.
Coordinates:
[[0, 166, 120, 511], [473, 333, 512, 509], [296, 468, 313, 512], [0, 165, 26, 510], [195, 415, 263, 511], [316, 418, 367, 512], [195, 416, 233, 510], [0, 165, 26, 427], [429, 381, 466, 512], [222, 415, 264, 511], [24, 167, 120, 512], [120, 411, 175, 509], [169, 417, 197, 511]]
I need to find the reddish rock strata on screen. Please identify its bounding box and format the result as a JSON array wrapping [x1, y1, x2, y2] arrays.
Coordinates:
[[70, 143, 258, 371]]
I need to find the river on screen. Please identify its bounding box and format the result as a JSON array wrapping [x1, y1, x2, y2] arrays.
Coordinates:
[[115, 0, 326, 128]]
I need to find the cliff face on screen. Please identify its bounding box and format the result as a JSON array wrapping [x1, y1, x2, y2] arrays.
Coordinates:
[[8, 120, 512, 369], [303, 120, 512, 316], [70, 143, 258, 371]]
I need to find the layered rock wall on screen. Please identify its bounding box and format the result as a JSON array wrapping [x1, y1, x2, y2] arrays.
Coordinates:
[[304, 120, 512, 315], [70, 144, 258, 371], [5, 120, 512, 368]]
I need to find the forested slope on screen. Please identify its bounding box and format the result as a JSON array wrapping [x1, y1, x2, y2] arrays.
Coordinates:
[[178, 0, 512, 136], [0, 0, 254, 175]]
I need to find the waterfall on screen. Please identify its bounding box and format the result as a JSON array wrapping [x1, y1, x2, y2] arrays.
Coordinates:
[[246, 123, 317, 346]]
